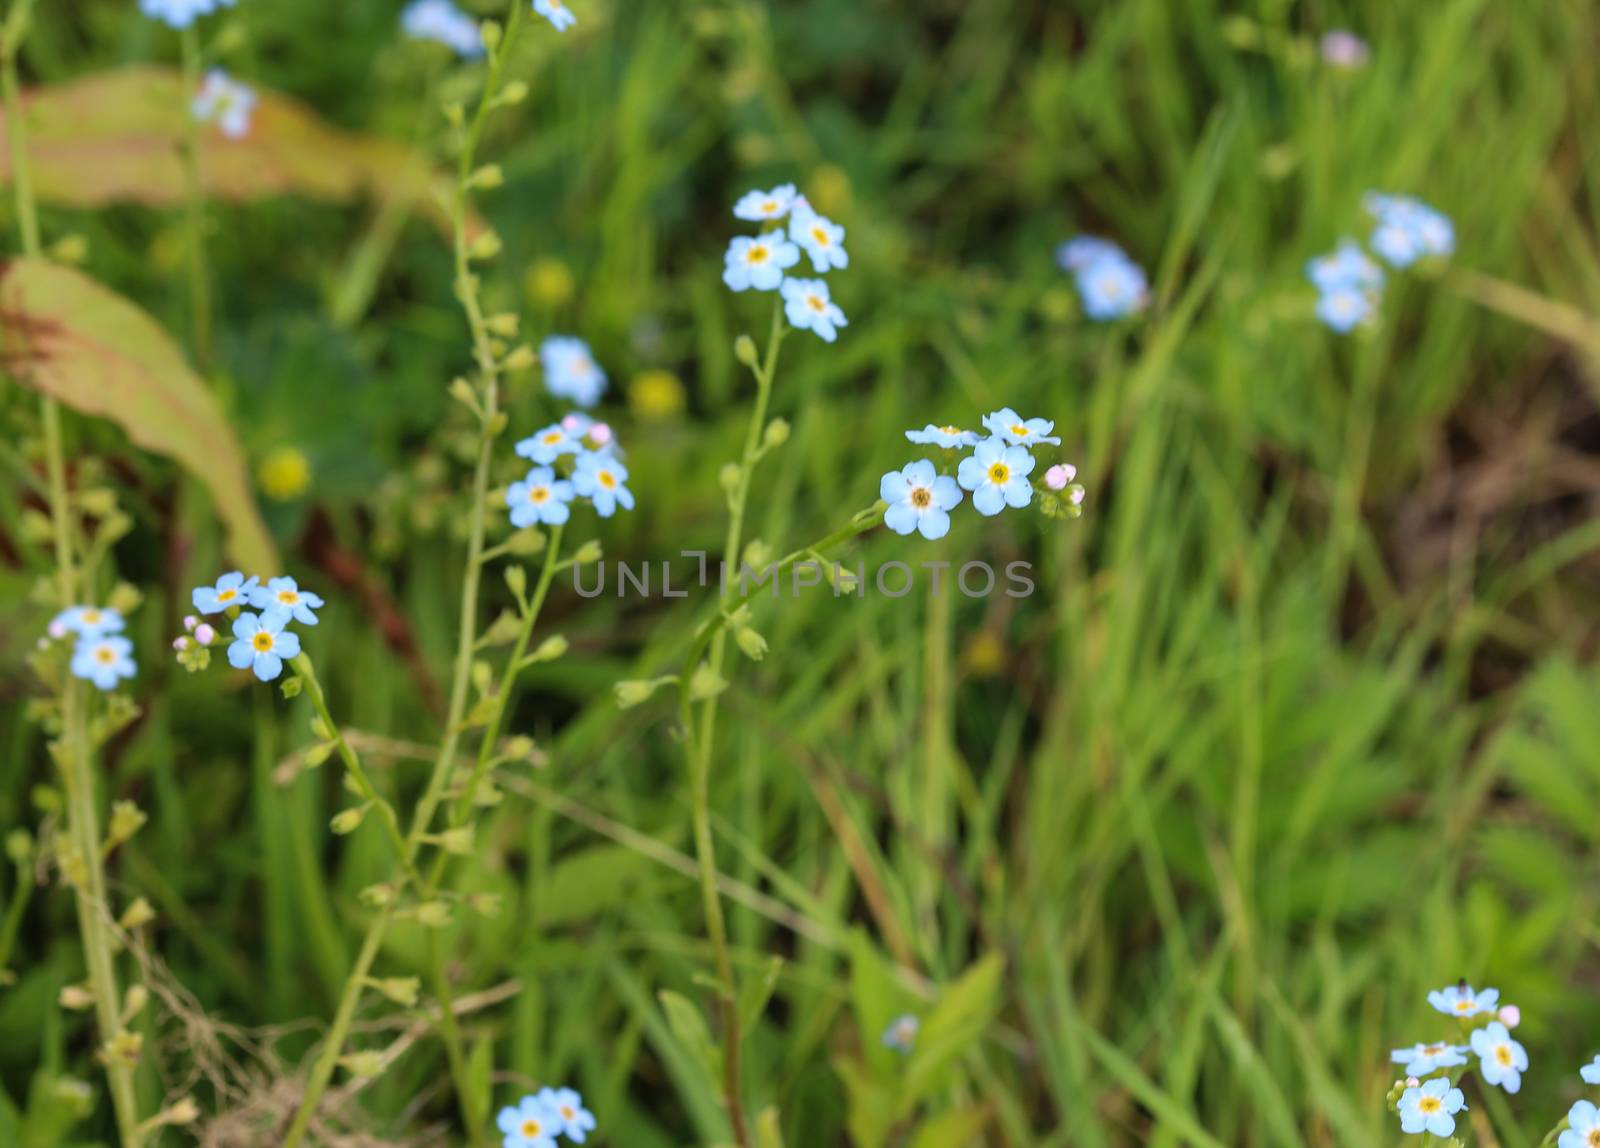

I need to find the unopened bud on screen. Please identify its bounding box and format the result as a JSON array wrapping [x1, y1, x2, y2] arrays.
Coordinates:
[[734, 335, 759, 368]]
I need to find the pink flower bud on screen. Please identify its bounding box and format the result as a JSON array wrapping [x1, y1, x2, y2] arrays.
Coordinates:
[[1499, 1005, 1520, 1028], [561, 414, 586, 431], [1045, 464, 1076, 491], [1067, 486, 1085, 506], [1406, 1077, 1420, 1089], [588, 422, 614, 446], [172, 636, 190, 651], [195, 623, 216, 646], [183, 615, 199, 632], [47, 621, 68, 640]]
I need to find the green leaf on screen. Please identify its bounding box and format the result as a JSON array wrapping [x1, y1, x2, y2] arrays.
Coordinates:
[[834, 1055, 896, 1148], [738, 954, 784, 1033], [849, 930, 917, 1078], [908, 1106, 990, 1148], [0, 258, 277, 573], [465, 1034, 493, 1133], [538, 845, 654, 927], [0, 66, 465, 237], [901, 953, 1004, 1108], [658, 990, 723, 1092], [754, 1106, 786, 1148]]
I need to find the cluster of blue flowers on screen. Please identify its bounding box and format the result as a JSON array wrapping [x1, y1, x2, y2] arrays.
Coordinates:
[[192, 69, 256, 140], [184, 572, 324, 683], [496, 1087, 595, 1148], [139, 0, 236, 29], [1307, 192, 1454, 332], [1390, 982, 1600, 1144], [723, 183, 850, 343], [511, 412, 633, 524], [881, 1014, 919, 1055], [1055, 236, 1149, 321], [48, 607, 137, 692], [880, 408, 1083, 539]]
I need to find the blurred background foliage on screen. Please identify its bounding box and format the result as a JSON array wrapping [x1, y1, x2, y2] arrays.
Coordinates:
[[2, 0, 1599, 1144]]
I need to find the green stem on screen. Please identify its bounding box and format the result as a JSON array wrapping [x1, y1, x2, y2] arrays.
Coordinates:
[[676, 302, 787, 1148], [281, 8, 525, 1145], [5, 5, 143, 1143], [179, 23, 212, 368], [292, 653, 419, 886]]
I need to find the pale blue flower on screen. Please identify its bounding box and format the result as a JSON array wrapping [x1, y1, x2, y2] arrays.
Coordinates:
[[572, 453, 634, 517], [1365, 193, 1455, 268], [1428, 983, 1499, 1019], [723, 235, 800, 292], [532, 0, 576, 33], [789, 202, 848, 272], [906, 424, 980, 449], [193, 572, 259, 615], [540, 337, 607, 408], [957, 438, 1035, 516], [403, 0, 485, 57], [71, 635, 137, 692], [1390, 1041, 1469, 1077], [192, 69, 256, 139], [1306, 239, 1384, 294], [981, 407, 1060, 447], [880, 460, 962, 540], [733, 183, 798, 223], [49, 606, 126, 640], [1471, 1021, 1528, 1094], [1320, 30, 1369, 69], [497, 1094, 560, 1148], [227, 612, 301, 683], [881, 1014, 919, 1054], [1560, 1101, 1600, 1148], [507, 467, 575, 528], [140, 0, 233, 28], [781, 278, 848, 342], [1061, 238, 1149, 320], [1582, 1054, 1600, 1085], [1315, 285, 1374, 333], [534, 1087, 596, 1144], [1397, 1077, 1466, 1138], [516, 422, 580, 465], [1055, 236, 1126, 273], [249, 576, 324, 627]]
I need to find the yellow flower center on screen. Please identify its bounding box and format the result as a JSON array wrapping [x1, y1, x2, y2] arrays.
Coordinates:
[[560, 1106, 576, 1120], [987, 462, 1010, 484], [1587, 1130, 1600, 1148], [95, 646, 116, 664], [543, 431, 565, 445], [1010, 423, 1029, 436], [217, 588, 237, 603], [252, 632, 275, 653], [522, 1119, 544, 1136], [529, 486, 551, 504], [748, 245, 770, 265], [941, 425, 960, 435], [1423, 1044, 1446, 1056], [1495, 1045, 1513, 1066], [811, 226, 829, 245], [82, 609, 102, 624], [1454, 1000, 1473, 1013], [1418, 1097, 1441, 1114], [807, 294, 826, 312], [598, 471, 617, 490], [910, 486, 932, 509], [762, 199, 777, 214], [277, 591, 298, 605]]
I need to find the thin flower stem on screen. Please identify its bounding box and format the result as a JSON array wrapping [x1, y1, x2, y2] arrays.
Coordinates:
[[291, 653, 420, 886], [178, 23, 212, 368], [6, 5, 144, 1143], [676, 300, 788, 1148], [281, 8, 525, 1145]]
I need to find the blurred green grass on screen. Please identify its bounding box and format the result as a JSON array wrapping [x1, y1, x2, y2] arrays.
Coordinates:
[[3, 0, 1600, 1144]]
